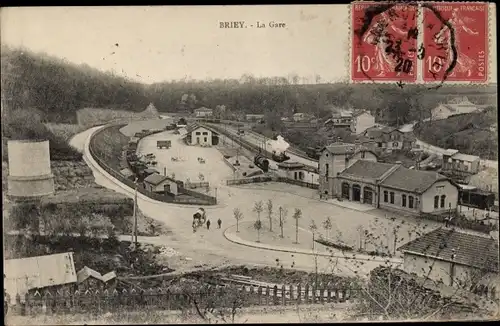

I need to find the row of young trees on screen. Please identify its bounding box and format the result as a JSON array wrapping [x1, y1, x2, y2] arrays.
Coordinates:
[[232, 200, 336, 248]]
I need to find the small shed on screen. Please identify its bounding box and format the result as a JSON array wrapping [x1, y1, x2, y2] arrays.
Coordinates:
[[4, 252, 77, 304], [143, 173, 178, 195], [77, 266, 117, 289]]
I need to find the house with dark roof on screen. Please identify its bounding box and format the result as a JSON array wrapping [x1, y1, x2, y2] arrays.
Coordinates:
[[361, 126, 416, 152], [442, 149, 481, 177], [333, 160, 460, 214], [318, 142, 378, 197], [398, 228, 499, 298], [143, 173, 179, 195]]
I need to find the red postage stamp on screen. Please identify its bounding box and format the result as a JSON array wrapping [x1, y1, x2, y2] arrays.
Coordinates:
[[351, 2, 418, 82], [422, 2, 488, 82]]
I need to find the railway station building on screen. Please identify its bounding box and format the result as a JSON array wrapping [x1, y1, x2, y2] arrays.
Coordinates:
[[331, 160, 460, 215]]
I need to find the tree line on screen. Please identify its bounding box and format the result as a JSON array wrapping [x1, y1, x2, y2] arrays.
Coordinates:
[[2, 46, 496, 128]]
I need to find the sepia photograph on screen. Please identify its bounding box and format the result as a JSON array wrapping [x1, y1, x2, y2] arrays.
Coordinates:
[[1, 3, 498, 324]]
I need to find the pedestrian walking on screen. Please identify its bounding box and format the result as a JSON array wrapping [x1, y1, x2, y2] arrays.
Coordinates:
[[206, 219, 211, 230], [217, 218, 222, 229]]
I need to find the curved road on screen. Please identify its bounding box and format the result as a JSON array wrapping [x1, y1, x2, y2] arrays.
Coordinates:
[[70, 126, 419, 278]]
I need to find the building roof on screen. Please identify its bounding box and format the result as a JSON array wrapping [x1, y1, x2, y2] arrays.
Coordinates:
[[380, 165, 450, 193], [444, 149, 460, 156], [322, 143, 357, 154], [277, 161, 305, 169], [186, 123, 218, 135], [398, 228, 499, 272], [194, 107, 212, 112], [339, 160, 397, 180], [143, 173, 174, 185], [353, 110, 373, 117], [120, 168, 134, 178], [331, 110, 353, 118], [77, 266, 117, 284], [4, 252, 77, 300], [451, 152, 480, 162]]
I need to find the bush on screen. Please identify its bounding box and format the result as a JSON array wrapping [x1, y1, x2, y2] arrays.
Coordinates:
[[1, 108, 82, 161], [315, 238, 354, 252]]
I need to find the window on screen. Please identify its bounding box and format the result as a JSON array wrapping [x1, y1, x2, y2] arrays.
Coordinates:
[[434, 195, 439, 208], [384, 191, 388, 203], [390, 192, 395, 204], [440, 195, 446, 208], [195, 132, 201, 135], [378, 142, 382, 148], [402, 194, 407, 207], [202, 132, 208, 135], [409, 196, 414, 209], [393, 142, 399, 147], [325, 163, 329, 177], [361, 151, 365, 159]]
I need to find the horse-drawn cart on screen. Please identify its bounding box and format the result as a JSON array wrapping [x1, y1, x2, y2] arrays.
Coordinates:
[[192, 208, 207, 231]]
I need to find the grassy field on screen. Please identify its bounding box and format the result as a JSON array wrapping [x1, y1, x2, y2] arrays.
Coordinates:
[[44, 123, 88, 142]]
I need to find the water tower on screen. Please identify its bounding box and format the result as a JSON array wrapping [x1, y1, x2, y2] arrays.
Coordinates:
[[7, 140, 54, 200]]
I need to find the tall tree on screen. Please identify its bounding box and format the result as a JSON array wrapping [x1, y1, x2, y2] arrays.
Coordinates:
[[292, 208, 302, 244], [323, 216, 333, 240], [254, 220, 262, 243], [266, 199, 274, 232], [233, 208, 244, 232], [253, 201, 263, 222]]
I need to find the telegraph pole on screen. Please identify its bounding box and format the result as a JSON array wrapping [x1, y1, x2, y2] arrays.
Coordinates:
[[279, 206, 283, 238], [133, 178, 138, 246]]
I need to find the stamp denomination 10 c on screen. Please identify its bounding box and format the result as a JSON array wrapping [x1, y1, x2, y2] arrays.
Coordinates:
[[351, 1, 489, 84]]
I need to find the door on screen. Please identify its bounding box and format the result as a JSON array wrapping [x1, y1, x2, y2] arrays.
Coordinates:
[[352, 184, 361, 201], [196, 137, 200, 144], [363, 187, 373, 204], [341, 182, 350, 200]]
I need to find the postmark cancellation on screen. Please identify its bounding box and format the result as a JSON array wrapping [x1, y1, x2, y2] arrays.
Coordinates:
[[350, 1, 491, 84]]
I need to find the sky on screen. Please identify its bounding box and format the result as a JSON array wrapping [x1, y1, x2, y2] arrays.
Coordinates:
[[1, 5, 352, 84], [1, 5, 497, 85]]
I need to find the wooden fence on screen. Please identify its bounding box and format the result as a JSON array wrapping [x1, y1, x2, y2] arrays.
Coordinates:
[[8, 283, 354, 316], [226, 176, 319, 190], [226, 176, 274, 186], [89, 124, 216, 206], [420, 212, 496, 234], [185, 181, 210, 189]]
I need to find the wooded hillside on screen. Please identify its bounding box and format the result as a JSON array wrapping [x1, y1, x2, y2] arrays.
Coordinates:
[[1, 46, 150, 123], [1, 46, 497, 129], [414, 107, 498, 160]]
